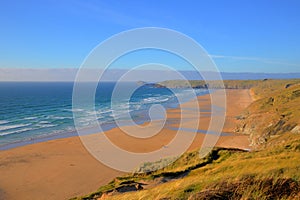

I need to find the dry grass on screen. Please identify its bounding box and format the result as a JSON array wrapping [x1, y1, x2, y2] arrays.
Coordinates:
[[236, 79, 300, 148], [104, 133, 300, 200]]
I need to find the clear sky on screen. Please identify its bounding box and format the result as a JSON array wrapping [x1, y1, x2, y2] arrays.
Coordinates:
[[1, 0, 300, 73]]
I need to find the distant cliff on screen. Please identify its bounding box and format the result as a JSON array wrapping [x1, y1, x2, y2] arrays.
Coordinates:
[[157, 79, 266, 89]]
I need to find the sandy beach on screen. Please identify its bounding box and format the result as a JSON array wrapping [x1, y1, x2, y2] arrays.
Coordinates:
[[0, 89, 253, 200]]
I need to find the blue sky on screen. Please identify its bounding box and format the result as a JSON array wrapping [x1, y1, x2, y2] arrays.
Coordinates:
[[0, 0, 300, 72]]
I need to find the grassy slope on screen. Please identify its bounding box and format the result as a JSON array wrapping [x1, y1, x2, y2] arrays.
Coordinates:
[[73, 79, 300, 200], [108, 134, 300, 200], [236, 79, 300, 148]]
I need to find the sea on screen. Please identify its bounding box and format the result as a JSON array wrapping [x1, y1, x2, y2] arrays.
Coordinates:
[[0, 82, 208, 149]]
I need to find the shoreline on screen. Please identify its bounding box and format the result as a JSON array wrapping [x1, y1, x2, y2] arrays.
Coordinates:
[[0, 89, 208, 151], [0, 89, 253, 200]]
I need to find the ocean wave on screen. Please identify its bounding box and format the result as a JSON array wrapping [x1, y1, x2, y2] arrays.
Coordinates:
[[37, 124, 57, 128], [24, 116, 38, 120], [97, 109, 113, 114], [63, 108, 84, 112], [76, 117, 98, 124], [39, 120, 50, 124], [76, 121, 98, 127], [51, 116, 73, 120], [0, 123, 31, 131], [85, 111, 98, 115], [130, 104, 142, 110], [111, 103, 130, 109], [142, 96, 169, 104], [45, 115, 73, 120], [0, 120, 10, 125], [65, 126, 74, 131], [0, 127, 34, 136]]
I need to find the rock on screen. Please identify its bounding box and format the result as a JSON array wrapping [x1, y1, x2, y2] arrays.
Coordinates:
[[98, 193, 111, 200], [291, 125, 300, 134], [285, 83, 293, 89]]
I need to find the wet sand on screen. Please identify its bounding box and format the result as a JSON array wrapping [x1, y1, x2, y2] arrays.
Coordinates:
[[0, 89, 253, 200]]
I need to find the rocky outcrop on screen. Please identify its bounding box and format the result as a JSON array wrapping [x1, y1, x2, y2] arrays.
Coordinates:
[[236, 115, 297, 148], [291, 125, 300, 134]]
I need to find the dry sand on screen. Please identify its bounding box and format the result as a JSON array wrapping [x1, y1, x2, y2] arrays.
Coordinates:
[[0, 89, 253, 200]]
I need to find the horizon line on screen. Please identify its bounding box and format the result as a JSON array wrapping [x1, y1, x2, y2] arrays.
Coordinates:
[[1, 67, 300, 74]]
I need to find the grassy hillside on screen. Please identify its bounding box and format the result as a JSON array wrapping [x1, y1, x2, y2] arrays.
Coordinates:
[[108, 134, 300, 200], [73, 79, 300, 200], [250, 79, 300, 99], [73, 134, 300, 200], [236, 79, 300, 148]]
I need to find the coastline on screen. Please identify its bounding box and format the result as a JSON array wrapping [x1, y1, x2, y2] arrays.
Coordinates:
[[0, 87, 208, 151], [0, 89, 253, 200]]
